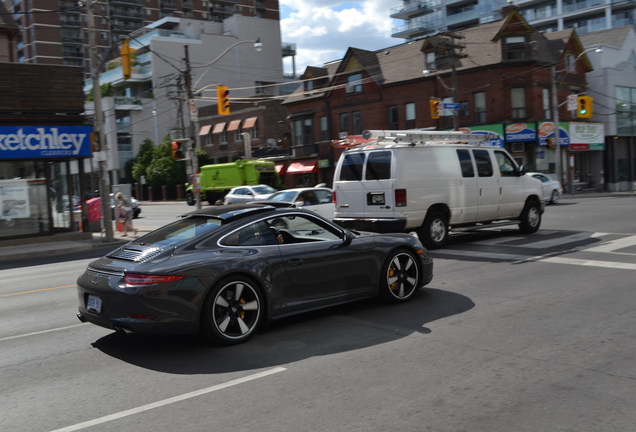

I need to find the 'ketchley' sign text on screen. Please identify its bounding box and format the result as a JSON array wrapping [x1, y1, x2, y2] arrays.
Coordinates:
[[0, 126, 93, 159]]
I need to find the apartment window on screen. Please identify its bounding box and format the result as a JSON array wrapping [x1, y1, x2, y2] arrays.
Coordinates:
[[616, 86, 636, 136], [205, 133, 213, 147], [352, 111, 361, 135], [503, 36, 527, 60], [250, 122, 259, 139], [340, 112, 349, 135], [304, 79, 314, 93], [320, 116, 329, 141], [220, 131, 228, 150], [511, 88, 527, 119], [389, 105, 399, 129], [234, 127, 242, 142], [425, 52, 436, 72], [566, 54, 577, 72], [460, 101, 470, 118], [543, 88, 551, 119], [293, 117, 314, 146], [346, 73, 363, 94], [474, 92, 486, 124], [405, 103, 415, 129]]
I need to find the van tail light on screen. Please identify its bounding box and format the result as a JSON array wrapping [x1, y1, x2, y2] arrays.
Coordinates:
[[332, 191, 337, 205], [124, 273, 185, 286], [395, 189, 407, 207]]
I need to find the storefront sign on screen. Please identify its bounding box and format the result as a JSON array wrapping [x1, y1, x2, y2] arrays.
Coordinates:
[[0, 126, 93, 159], [505, 123, 536, 142], [456, 124, 505, 147], [537, 121, 569, 146], [569, 122, 604, 149]]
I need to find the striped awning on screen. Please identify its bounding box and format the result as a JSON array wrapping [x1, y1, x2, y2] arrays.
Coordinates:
[[227, 119, 241, 132], [212, 122, 226, 134], [198, 125, 211, 136]]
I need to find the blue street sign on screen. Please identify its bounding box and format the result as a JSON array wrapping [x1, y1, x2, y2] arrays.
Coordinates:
[[443, 103, 460, 110]]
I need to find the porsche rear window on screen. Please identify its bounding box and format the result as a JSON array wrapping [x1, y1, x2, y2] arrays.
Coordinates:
[[134, 217, 222, 247]]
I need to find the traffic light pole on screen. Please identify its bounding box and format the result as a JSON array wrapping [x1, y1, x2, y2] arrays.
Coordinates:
[[184, 46, 202, 210], [88, 0, 114, 241], [550, 66, 563, 194]]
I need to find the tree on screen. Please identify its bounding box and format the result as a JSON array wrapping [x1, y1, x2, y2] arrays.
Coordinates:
[[145, 140, 187, 186], [131, 138, 156, 183]]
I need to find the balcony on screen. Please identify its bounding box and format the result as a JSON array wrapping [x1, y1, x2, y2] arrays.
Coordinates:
[[181, 0, 194, 9], [391, 22, 432, 39], [110, 8, 143, 19], [110, 0, 145, 6], [447, 8, 479, 26], [160, 0, 177, 10], [390, 1, 432, 20], [62, 36, 84, 44], [60, 18, 82, 28]]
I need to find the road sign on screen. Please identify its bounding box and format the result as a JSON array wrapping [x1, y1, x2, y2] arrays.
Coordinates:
[[567, 94, 577, 111], [443, 103, 460, 110]]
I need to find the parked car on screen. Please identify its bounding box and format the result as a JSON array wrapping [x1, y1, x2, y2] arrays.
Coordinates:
[[255, 187, 335, 220], [76, 204, 434, 345], [223, 184, 277, 205], [525, 172, 563, 204]]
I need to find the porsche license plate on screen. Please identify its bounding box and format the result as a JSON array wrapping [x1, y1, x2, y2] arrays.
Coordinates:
[[87, 295, 102, 314]]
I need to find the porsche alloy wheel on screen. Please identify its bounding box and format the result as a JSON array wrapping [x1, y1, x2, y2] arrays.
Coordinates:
[[202, 276, 263, 345], [380, 250, 420, 303]]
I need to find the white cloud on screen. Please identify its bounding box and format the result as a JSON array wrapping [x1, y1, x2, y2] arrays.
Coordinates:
[[280, 0, 398, 74]]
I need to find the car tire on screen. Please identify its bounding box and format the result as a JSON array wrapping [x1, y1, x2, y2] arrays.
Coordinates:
[[186, 192, 196, 206], [417, 211, 448, 249], [550, 190, 560, 204], [201, 276, 263, 345], [519, 199, 542, 233], [379, 249, 421, 303]]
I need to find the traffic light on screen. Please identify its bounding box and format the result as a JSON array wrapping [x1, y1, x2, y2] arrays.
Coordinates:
[[120, 38, 134, 80], [429, 98, 440, 119], [171, 141, 184, 160], [546, 137, 554, 150], [577, 95, 593, 118], [217, 85, 230, 115]]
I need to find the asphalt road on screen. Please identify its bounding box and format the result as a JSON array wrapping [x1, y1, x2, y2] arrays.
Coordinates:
[[1, 195, 635, 432]]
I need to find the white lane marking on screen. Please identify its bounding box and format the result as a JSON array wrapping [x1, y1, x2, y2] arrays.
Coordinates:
[[0, 323, 86, 342], [541, 256, 636, 271], [522, 232, 605, 249], [433, 250, 529, 261], [581, 235, 636, 253], [50, 367, 287, 432]]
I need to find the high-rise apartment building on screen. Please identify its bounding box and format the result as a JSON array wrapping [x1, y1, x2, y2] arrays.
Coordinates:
[[390, 0, 635, 40], [2, 0, 280, 77]]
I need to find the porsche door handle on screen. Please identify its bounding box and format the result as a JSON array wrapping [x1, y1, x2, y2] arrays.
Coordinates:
[[287, 258, 304, 266]]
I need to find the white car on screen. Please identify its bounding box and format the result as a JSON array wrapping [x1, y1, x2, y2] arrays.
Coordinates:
[[526, 172, 563, 204], [223, 185, 277, 205], [257, 187, 335, 220]]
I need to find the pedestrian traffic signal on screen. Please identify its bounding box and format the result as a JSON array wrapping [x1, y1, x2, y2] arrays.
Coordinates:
[[577, 95, 593, 118], [120, 38, 134, 80], [429, 99, 440, 119], [171, 141, 184, 160], [217, 85, 230, 115]]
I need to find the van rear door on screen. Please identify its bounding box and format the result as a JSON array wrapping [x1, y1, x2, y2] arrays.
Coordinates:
[[334, 150, 395, 218]]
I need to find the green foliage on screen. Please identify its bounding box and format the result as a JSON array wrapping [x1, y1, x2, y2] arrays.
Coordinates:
[[131, 136, 187, 187]]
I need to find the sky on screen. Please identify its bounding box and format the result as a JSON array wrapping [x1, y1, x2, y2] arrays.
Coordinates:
[[279, 0, 400, 75]]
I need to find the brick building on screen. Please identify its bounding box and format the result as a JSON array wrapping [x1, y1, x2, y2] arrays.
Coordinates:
[[282, 7, 604, 190]]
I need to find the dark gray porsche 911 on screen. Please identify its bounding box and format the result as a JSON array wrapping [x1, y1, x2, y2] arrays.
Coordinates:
[[77, 204, 433, 345]]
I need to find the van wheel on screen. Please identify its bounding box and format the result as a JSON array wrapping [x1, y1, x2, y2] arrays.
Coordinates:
[[185, 191, 196, 206], [418, 211, 448, 249], [519, 200, 541, 233]]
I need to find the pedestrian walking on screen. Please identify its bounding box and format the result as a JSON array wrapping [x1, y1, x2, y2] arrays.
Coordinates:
[[115, 192, 137, 237]]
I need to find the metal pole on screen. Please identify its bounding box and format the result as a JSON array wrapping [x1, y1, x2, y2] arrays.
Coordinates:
[[551, 66, 562, 192], [184, 46, 202, 210], [88, 0, 114, 241]]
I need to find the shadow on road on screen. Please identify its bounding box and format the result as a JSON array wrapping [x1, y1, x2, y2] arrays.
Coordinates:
[[91, 287, 474, 375]]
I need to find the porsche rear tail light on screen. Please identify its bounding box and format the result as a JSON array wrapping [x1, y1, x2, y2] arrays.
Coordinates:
[[395, 189, 407, 207], [124, 273, 185, 286]]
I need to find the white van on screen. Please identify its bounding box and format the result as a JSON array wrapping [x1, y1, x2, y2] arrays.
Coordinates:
[[332, 130, 545, 249]]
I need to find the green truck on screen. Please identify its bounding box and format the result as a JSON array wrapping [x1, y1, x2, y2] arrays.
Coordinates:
[[186, 159, 279, 205]]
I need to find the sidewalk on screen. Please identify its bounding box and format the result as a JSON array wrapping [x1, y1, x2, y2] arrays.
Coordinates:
[[0, 231, 129, 263]]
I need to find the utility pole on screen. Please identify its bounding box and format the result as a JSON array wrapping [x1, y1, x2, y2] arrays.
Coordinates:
[[551, 66, 562, 192], [87, 0, 114, 241], [184, 46, 202, 210]]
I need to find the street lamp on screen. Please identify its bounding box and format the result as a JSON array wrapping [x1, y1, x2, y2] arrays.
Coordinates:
[[185, 38, 263, 209], [551, 46, 602, 195]]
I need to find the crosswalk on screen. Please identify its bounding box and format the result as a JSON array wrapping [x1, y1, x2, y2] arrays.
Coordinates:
[[433, 230, 636, 270]]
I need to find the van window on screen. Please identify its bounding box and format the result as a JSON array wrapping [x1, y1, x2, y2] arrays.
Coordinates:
[[340, 153, 366, 181], [366, 151, 391, 180], [473, 149, 494, 177], [494, 150, 517, 176], [456, 149, 474, 177]]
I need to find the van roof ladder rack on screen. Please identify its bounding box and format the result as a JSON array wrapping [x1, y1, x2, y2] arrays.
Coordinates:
[[361, 130, 495, 146]]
